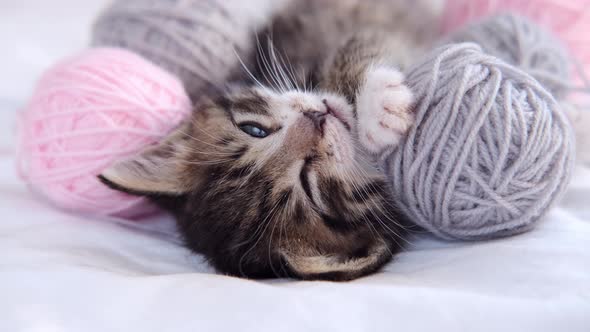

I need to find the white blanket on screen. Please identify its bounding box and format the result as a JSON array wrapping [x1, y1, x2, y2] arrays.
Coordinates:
[[1, 1, 589, 331]]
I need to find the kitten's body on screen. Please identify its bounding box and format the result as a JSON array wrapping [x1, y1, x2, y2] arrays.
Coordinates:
[[260, 0, 436, 90], [100, 0, 438, 280]]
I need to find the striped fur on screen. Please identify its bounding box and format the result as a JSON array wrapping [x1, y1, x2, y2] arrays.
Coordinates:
[[100, 0, 437, 280]]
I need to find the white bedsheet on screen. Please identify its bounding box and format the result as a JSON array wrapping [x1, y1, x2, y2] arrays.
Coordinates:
[[1, 1, 589, 331]]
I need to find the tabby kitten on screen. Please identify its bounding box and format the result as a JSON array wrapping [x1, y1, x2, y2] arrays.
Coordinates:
[[99, 0, 437, 280]]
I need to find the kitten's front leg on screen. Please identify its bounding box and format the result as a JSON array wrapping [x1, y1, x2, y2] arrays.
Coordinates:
[[319, 31, 416, 154], [355, 66, 414, 154]]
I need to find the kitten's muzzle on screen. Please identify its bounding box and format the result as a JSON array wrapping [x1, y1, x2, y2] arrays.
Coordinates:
[[304, 111, 327, 134]]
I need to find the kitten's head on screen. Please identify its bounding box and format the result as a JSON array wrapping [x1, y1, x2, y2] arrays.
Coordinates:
[[100, 87, 406, 280]]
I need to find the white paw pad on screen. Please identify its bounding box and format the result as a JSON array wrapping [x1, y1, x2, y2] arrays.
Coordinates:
[[356, 67, 414, 153]]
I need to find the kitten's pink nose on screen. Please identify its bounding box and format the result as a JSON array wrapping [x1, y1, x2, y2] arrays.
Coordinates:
[[304, 111, 327, 133]]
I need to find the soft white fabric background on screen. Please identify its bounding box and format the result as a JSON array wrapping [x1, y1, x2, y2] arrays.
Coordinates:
[[0, 1, 589, 331]]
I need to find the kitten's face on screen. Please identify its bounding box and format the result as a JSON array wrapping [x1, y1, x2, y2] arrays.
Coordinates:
[[100, 87, 405, 281]]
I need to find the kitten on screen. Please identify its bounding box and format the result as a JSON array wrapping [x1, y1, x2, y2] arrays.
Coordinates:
[[99, 0, 438, 280]]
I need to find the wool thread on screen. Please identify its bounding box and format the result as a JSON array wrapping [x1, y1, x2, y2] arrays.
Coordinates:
[[446, 13, 590, 167], [447, 14, 575, 98], [92, 0, 285, 100], [442, 0, 590, 85], [17, 48, 192, 218], [383, 43, 574, 240]]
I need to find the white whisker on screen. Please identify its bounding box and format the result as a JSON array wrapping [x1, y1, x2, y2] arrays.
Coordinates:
[[232, 48, 265, 90], [256, 34, 284, 92], [266, 36, 292, 92]]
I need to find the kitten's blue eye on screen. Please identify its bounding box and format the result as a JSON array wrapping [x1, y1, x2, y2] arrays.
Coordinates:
[[239, 123, 268, 138]]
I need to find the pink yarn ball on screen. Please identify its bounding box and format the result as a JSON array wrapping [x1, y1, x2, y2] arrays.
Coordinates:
[[442, 0, 590, 76], [17, 48, 192, 218]]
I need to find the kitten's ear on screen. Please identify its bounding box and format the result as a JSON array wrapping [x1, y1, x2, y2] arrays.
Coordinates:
[[99, 122, 194, 196], [281, 239, 391, 281]]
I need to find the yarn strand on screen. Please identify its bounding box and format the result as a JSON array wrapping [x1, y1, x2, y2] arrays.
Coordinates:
[[384, 43, 574, 240]]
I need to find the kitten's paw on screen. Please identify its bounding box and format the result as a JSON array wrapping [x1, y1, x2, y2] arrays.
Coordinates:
[[356, 66, 414, 154]]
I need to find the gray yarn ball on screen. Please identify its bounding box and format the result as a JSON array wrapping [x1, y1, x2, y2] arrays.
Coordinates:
[[383, 43, 574, 240], [92, 0, 281, 100], [448, 13, 572, 99]]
